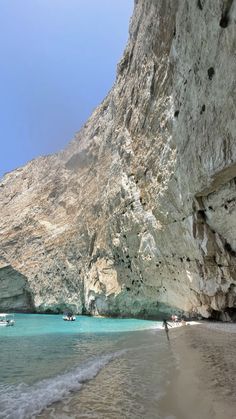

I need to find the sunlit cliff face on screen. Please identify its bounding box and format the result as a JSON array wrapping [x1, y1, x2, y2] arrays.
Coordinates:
[[0, 0, 236, 320]]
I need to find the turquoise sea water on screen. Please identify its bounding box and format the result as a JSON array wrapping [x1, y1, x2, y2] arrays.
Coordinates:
[[0, 314, 161, 419], [0, 314, 158, 338]]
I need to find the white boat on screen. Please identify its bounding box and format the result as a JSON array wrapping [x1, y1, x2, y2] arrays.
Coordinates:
[[63, 312, 76, 321], [0, 313, 15, 327]]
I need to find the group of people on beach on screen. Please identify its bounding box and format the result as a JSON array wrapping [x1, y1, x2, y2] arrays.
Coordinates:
[[171, 314, 179, 323], [162, 315, 187, 340]]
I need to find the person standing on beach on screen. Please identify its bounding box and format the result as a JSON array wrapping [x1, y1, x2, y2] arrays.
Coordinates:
[[162, 319, 172, 341]]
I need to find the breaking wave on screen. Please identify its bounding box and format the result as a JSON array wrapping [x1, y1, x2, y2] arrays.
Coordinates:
[[0, 350, 126, 419]]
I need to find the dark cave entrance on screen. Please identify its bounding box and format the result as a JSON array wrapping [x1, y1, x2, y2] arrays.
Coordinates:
[[210, 307, 236, 322]]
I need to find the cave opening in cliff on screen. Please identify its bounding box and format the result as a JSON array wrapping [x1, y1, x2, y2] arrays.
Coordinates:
[[207, 67, 215, 80], [197, 0, 203, 11], [210, 307, 236, 322], [224, 242, 236, 257], [219, 0, 233, 28], [225, 307, 236, 321], [220, 13, 229, 28]]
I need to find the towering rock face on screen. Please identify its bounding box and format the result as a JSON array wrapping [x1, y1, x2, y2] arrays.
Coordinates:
[[0, 0, 236, 319]]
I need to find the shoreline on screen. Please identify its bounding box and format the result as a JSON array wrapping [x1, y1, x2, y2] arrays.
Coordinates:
[[36, 320, 236, 419], [4, 317, 235, 418], [160, 321, 236, 419], [4, 309, 236, 327]]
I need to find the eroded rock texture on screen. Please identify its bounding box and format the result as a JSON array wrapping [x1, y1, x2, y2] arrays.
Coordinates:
[[0, 0, 236, 319], [0, 259, 34, 311]]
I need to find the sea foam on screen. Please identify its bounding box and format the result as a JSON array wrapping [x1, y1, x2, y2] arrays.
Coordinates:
[[0, 349, 126, 419]]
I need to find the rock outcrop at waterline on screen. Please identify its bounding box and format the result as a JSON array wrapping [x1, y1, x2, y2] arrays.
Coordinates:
[[0, 0, 236, 320]]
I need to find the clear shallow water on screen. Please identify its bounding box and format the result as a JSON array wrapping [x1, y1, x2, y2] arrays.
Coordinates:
[[38, 331, 176, 419], [0, 314, 158, 337], [0, 314, 164, 419]]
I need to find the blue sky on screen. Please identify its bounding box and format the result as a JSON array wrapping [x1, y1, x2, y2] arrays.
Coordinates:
[[0, 0, 133, 178]]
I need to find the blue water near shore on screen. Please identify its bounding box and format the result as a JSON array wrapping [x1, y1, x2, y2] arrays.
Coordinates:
[[0, 314, 160, 419]]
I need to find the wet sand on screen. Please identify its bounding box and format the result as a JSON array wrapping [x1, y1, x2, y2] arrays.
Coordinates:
[[37, 322, 236, 419], [161, 322, 236, 419]]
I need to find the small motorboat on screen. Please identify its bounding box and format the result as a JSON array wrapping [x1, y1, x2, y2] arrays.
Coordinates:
[[63, 312, 76, 321], [0, 313, 15, 327]]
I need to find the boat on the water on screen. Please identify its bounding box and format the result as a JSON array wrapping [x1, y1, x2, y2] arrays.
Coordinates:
[[0, 313, 15, 327], [63, 312, 76, 321]]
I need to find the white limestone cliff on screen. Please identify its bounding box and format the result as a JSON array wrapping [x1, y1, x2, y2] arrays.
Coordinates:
[[0, 0, 235, 320]]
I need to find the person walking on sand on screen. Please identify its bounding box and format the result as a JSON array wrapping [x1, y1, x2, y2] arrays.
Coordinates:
[[162, 319, 172, 341]]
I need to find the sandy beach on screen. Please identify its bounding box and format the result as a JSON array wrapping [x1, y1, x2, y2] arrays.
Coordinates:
[[160, 321, 236, 419], [37, 321, 236, 419]]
